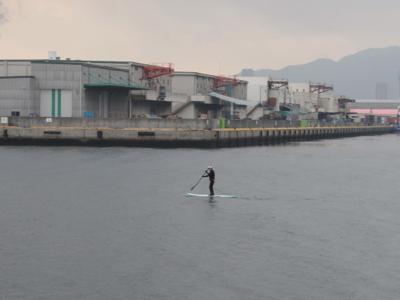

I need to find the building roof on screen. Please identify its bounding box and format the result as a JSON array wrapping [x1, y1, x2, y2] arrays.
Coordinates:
[[350, 108, 398, 116], [0, 59, 166, 70], [84, 60, 155, 68], [350, 100, 400, 109], [0, 76, 35, 79], [173, 71, 247, 84], [355, 99, 400, 103], [0, 59, 136, 72], [31, 60, 129, 72], [84, 83, 148, 90]]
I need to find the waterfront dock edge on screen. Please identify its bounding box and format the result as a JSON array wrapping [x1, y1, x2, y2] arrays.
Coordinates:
[[0, 125, 393, 148]]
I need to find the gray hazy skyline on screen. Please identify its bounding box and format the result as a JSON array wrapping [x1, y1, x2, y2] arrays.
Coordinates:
[[1, 0, 400, 75]]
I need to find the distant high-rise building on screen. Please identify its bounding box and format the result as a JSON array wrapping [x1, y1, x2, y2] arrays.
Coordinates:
[[375, 82, 388, 100], [398, 71, 400, 99]]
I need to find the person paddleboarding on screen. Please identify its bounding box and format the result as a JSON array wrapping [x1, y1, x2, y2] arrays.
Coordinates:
[[202, 166, 215, 196], [186, 166, 237, 198]]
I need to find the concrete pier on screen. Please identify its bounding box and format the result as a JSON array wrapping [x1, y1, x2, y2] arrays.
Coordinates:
[[214, 126, 393, 148], [0, 125, 393, 147]]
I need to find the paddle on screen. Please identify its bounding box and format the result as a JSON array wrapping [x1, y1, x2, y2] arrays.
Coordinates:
[[190, 171, 207, 191]]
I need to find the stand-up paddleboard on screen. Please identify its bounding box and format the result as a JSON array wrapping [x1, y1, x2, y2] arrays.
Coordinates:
[[185, 193, 238, 198]]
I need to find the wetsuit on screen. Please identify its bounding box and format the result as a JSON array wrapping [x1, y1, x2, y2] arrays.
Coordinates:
[[203, 169, 215, 195]]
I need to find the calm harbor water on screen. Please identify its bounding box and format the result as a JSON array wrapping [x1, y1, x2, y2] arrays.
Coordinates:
[[1, 134, 400, 300]]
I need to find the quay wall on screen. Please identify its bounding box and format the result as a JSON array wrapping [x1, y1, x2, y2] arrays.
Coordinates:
[[0, 125, 393, 147], [6, 117, 215, 130], [6, 117, 301, 130], [214, 126, 391, 147]]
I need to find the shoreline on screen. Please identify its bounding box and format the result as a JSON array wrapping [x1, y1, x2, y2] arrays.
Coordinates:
[[0, 125, 393, 148]]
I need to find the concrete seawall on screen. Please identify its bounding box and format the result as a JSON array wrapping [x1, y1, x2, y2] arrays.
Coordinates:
[[0, 125, 393, 147], [6, 116, 297, 130]]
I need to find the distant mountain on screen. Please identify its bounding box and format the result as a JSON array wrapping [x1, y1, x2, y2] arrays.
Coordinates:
[[239, 46, 400, 99]]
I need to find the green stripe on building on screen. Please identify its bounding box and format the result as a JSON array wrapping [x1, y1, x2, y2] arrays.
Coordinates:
[[51, 89, 56, 117], [57, 89, 62, 117]]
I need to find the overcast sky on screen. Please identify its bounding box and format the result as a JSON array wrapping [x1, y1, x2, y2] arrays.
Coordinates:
[[1, 0, 400, 74]]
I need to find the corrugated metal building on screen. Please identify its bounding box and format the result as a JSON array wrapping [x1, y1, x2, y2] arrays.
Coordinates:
[[0, 76, 38, 116], [349, 99, 400, 116], [0, 59, 173, 118], [0, 59, 249, 120]]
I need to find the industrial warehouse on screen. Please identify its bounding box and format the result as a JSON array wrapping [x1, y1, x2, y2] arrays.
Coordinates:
[[0, 55, 357, 122], [0, 58, 248, 121], [0, 55, 394, 147]]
